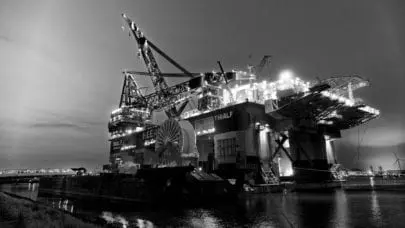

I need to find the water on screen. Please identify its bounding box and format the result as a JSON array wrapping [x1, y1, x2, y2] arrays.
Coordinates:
[[1, 183, 405, 227]]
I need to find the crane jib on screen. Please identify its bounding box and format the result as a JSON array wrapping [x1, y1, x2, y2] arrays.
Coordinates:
[[122, 14, 232, 116]]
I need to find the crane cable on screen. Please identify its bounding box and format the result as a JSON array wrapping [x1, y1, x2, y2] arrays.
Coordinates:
[[354, 123, 370, 163]]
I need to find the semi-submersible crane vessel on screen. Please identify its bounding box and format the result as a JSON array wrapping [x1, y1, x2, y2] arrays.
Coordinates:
[[38, 14, 380, 204]]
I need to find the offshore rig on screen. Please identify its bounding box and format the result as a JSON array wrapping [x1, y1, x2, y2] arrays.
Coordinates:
[[107, 14, 380, 187]]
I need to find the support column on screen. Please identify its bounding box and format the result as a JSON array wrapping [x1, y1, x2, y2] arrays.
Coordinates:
[[348, 82, 354, 101], [288, 123, 333, 183]]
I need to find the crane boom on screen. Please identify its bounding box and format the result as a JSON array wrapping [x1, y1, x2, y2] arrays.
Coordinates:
[[124, 70, 200, 78], [119, 72, 147, 108], [122, 14, 168, 93], [121, 14, 236, 116], [146, 39, 192, 76], [254, 55, 271, 78], [122, 14, 193, 93], [122, 71, 236, 112]]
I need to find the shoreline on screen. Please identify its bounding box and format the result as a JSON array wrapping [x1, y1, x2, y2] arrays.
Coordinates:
[[0, 191, 104, 228]]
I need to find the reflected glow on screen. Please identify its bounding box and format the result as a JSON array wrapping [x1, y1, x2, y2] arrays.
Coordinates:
[[277, 146, 293, 177], [283, 139, 290, 149], [325, 139, 335, 164], [101, 211, 131, 228], [320, 91, 356, 107], [136, 219, 154, 228], [121, 145, 136, 150], [6, 184, 403, 227], [258, 129, 270, 160], [112, 108, 122, 115], [371, 191, 382, 225], [144, 139, 156, 146], [284, 167, 294, 176], [334, 190, 349, 228], [189, 209, 220, 228], [359, 106, 380, 115], [196, 127, 215, 136], [318, 120, 333, 125]]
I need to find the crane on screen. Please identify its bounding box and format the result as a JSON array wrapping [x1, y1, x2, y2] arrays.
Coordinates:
[[123, 70, 235, 112], [122, 13, 194, 118], [393, 151, 405, 171], [119, 71, 148, 108], [245, 55, 272, 80], [121, 14, 238, 117], [109, 20, 236, 164], [254, 55, 272, 79]]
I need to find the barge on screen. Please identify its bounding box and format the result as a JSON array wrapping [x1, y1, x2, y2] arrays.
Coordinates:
[[38, 167, 237, 206], [342, 175, 405, 191]]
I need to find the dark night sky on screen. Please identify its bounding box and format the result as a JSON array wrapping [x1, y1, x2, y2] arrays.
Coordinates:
[[0, 0, 404, 170]]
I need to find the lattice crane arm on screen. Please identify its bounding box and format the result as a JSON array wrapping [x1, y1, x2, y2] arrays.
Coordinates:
[[121, 14, 237, 116], [122, 14, 168, 93], [254, 55, 271, 76], [136, 71, 236, 112], [145, 39, 192, 76], [122, 14, 193, 89], [119, 73, 148, 108], [124, 70, 200, 78]]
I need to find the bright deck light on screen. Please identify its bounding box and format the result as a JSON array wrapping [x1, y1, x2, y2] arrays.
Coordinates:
[[279, 70, 294, 81]]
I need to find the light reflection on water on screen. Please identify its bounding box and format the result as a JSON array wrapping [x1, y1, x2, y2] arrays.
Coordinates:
[[1, 183, 405, 227], [333, 189, 349, 228], [101, 212, 131, 228], [0, 182, 38, 200], [371, 191, 383, 227]]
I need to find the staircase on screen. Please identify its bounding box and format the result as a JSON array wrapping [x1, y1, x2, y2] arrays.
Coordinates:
[[261, 164, 279, 184], [190, 170, 223, 182]]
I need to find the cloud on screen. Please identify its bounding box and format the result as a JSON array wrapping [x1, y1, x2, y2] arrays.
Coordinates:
[[0, 144, 12, 149], [34, 108, 105, 128], [29, 122, 86, 130], [79, 120, 106, 127], [336, 142, 405, 170], [347, 126, 405, 147], [0, 35, 12, 43]]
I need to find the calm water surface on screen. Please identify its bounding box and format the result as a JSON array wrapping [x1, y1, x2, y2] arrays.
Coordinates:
[[1, 183, 405, 228]]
